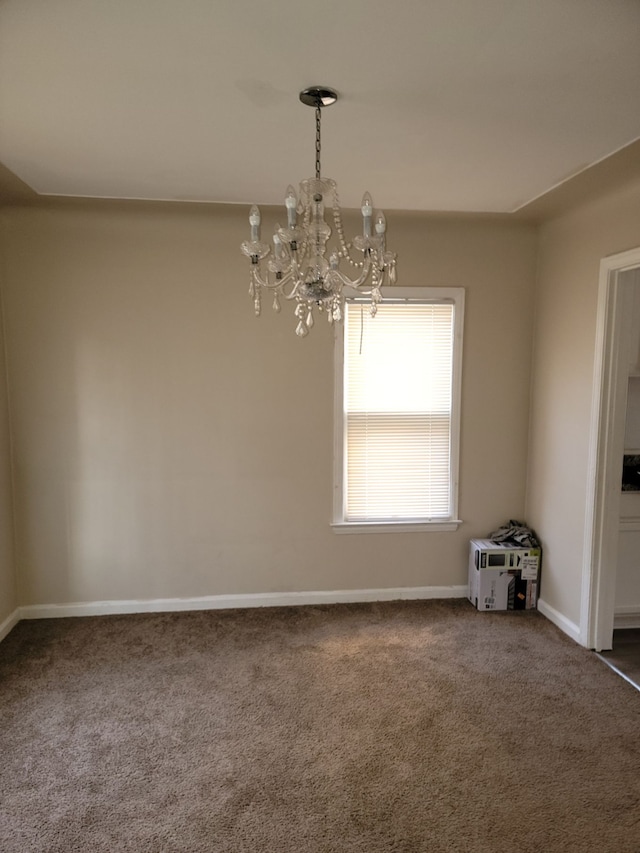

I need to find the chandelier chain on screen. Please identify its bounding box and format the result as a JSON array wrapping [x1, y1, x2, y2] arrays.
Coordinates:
[[315, 106, 322, 180]]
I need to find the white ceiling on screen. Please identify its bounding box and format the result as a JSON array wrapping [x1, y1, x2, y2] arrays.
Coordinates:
[[1, 0, 639, 213]]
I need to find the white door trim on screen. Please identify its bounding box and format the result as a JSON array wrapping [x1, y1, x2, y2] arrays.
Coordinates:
[[583, 248, 640, 650]]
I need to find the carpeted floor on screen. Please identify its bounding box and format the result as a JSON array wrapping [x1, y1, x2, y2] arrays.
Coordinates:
[[0, 599, 639, 852]]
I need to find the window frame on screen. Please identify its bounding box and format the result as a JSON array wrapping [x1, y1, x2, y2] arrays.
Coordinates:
[[332, 286, 465, 534]]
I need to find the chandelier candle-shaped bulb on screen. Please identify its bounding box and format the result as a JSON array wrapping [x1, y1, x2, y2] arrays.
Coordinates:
[[285, 186, 298, 228], [240, 86, 397, 336], [361, 192, 373, 238], [249, 205, 261, 242]]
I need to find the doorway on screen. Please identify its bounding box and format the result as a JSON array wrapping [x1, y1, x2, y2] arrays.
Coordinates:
[[597, 629, 640, 690], [584, 249, 640, 652]]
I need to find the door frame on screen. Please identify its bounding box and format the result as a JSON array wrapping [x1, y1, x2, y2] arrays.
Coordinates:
[[583, 247, 640, 650]]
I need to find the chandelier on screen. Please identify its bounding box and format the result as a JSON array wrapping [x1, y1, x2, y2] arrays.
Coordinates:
[[241, 87, 397, 337]]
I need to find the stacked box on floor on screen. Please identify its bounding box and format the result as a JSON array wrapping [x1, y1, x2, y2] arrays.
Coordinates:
[[468, 539, 541, 611]]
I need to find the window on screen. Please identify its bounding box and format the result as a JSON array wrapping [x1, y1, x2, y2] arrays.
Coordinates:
[[333, 287, 464, 532]]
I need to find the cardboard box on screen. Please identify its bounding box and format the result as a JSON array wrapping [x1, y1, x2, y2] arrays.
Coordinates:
[[468, 538, 540, 611]]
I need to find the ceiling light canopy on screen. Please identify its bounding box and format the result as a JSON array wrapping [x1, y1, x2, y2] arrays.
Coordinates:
[[241, 87, 397, 337]]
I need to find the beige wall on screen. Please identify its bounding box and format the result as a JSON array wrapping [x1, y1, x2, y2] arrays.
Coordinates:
[[526, 175, 640, 629], [0, 202, 536, 607], [0, 243, 16, 624]]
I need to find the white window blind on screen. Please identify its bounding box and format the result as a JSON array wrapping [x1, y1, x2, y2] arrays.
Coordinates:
[[342, 300, 456, 523]]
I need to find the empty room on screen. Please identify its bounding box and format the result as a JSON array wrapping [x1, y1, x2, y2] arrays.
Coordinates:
[[1, 2, 639, 851]]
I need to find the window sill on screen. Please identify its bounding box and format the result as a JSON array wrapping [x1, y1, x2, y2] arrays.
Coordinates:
[[331, 520, 463, 534]]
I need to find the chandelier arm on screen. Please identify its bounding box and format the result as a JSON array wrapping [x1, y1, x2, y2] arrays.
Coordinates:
[[252, 265, 298, 295], [331, 255, 374, 291], [284, 281, 303, 300]]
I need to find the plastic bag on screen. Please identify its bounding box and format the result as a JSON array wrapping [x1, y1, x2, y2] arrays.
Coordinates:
[[488, 519, 540, 548]]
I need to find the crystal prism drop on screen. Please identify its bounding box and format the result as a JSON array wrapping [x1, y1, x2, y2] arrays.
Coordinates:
[[295, 320, 308, 337], [273, 294, 281, 313], [390, 265, 397, 284], [306, 310, 314, 328]]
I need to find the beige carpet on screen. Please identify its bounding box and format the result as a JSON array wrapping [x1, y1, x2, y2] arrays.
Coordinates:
[[0, 599, 638, 852]]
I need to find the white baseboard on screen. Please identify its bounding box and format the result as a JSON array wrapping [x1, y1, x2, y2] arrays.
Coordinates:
[[0, 608, 20, 642], [536, 597, 582, 645], [18, 585, 469, 621], [614, 606, 640, 629]]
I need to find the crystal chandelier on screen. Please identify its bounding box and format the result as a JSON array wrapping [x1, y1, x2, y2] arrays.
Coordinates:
[[241, 87, 397, 337]]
